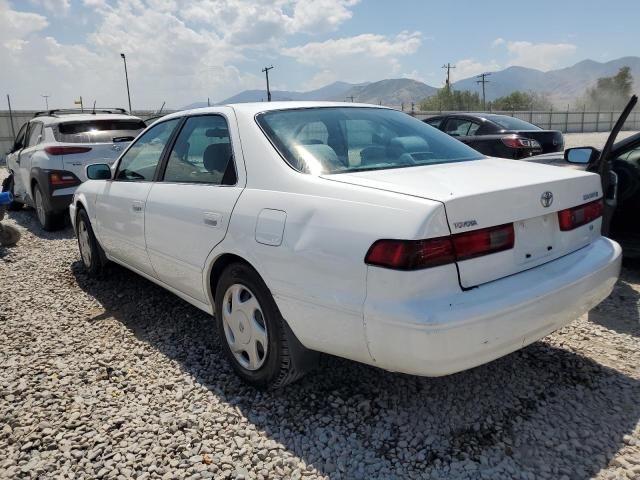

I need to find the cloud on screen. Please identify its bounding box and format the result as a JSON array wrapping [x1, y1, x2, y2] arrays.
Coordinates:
[[2, 0, 362, 108], [501, 40, 577, 71], [31, 0, 70, 14], [1, 0, 48, 51], [453, 59, 501, 81], [282, 31, 422, 88]]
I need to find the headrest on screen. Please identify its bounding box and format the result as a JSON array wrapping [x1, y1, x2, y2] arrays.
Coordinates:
[[203, 143, 231, 172], [388, 136, 429, 153], [294, 143, 341, 173]]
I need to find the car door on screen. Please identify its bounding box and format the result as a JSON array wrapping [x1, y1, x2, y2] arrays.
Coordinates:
[[144, 110, 245, 303], [94, 118, 181, 277], [19, 122, 44, 201], [7, 123, 28, 200]]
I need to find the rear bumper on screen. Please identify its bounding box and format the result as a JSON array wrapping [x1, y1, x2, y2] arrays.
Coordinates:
[[364, 237, 621, 376], [49, 191, 74, 212]]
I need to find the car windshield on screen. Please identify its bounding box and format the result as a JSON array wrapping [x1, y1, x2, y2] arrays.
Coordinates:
[[487, 115, 542, 131], [256, 107, 484, 175]]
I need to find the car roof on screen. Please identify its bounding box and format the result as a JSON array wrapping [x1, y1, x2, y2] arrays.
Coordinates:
[[32, 113, 143, 125], [159, 101, 392, 122]]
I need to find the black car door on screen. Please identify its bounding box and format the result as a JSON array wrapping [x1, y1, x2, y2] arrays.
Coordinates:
[[587, 95, 638, 235]]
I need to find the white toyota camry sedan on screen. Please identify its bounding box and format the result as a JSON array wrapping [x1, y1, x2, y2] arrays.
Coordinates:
[[70, 102, 621, 389]]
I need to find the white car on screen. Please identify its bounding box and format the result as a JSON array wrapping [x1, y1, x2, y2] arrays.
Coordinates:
[[3, 109, 145, 230], [70, 102, 621, 389]]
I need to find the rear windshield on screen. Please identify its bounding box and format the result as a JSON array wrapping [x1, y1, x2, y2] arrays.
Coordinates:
[[256, 107, 483, 175], [54, 119, 146, 143], [487, 115, 541, 131]]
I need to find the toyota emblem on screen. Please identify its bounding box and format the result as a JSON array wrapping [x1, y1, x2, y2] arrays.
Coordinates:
[[541, 191, 553, 208]]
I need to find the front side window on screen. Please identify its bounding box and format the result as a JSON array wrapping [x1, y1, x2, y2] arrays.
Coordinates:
[[257, 107, 483, 175], [115, 118, 180, 181], [13, 123, 28, 151], [163, 115, 236, 185]]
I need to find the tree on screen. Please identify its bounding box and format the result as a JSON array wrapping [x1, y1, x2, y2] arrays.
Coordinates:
[[419, 89, 481, 111], [578, 66, 634, 110], [490, 91, 552, 111]]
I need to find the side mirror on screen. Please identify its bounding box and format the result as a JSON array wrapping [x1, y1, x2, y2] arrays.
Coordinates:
[[86, 163, 112, 180], [565, 147, 599, 164]]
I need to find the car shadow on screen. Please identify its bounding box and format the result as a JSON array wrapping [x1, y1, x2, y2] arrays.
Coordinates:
[[71, 262, 640, 479], [588, 268, 640, 337], [5, 208, 74, 240]]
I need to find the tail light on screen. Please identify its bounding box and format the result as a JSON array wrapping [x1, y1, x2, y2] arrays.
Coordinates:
[[558, 199, 603, 231], [365, 223, 515, 270], [45, 146, 92, 156], [49, 171, 80, 189], [501, 136, 541, 149], [453, 223, 515, 261]]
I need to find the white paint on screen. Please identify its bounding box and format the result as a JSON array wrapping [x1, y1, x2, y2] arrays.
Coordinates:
[[71, 102, 622, 377]]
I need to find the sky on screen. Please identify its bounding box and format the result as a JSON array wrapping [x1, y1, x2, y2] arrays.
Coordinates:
[[1, 0, 639, 109]]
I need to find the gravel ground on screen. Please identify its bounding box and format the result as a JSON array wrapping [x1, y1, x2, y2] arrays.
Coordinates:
[[1, 163, 640, 480]]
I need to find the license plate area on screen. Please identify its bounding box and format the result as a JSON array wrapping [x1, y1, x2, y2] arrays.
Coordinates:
[[515, 213, 557, 265]]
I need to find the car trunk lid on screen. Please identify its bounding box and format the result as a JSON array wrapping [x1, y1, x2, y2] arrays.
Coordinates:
[[323, 158, 602, 287]]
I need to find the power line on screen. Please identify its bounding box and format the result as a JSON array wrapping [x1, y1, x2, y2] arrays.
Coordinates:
[[261, 65, 274, 102], [442, 63, 456, 89], [476, 72, 491, 109]]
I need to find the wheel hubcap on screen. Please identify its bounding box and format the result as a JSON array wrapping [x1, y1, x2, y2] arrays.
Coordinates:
[[222, 284, 268, 371], [35, 188, 45, 226], [78, 220, 92, 267]]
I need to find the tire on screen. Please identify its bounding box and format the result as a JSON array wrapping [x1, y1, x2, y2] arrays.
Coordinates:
[[33, 184, 64, 231], [76, 208, 106, 275], [1, 174, 23, 211], [0, 224, 20, 247], [215, 263, 318, 389]]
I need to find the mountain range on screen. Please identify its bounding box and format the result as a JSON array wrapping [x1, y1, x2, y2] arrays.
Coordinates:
[[182, 56, 640, 109]]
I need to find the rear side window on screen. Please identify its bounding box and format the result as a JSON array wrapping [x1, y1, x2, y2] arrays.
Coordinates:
[[163, 115, 236, 185], [444, 118, 477, 136], [53, 119, 146, 143], [425, 117, 443, 129]]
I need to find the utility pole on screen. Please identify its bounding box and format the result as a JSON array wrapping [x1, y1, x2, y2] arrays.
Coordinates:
[[120, 53, 132, 112], [262, 65, 274, 102], [41, 95, 49, 110], [346, 95, 355, 102], [476, 72, 491, 110], [7, 94, 16, 140], [207, 97, 210, 107], [442, 63, 456, 90]]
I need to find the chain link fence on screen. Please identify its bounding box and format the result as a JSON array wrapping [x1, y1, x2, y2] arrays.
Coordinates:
[[2, 107, 639, 160]]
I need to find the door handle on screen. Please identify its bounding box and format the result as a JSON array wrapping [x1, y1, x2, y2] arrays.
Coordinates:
[[132, 201, 144, 213], [203, 211, 222, 227]]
